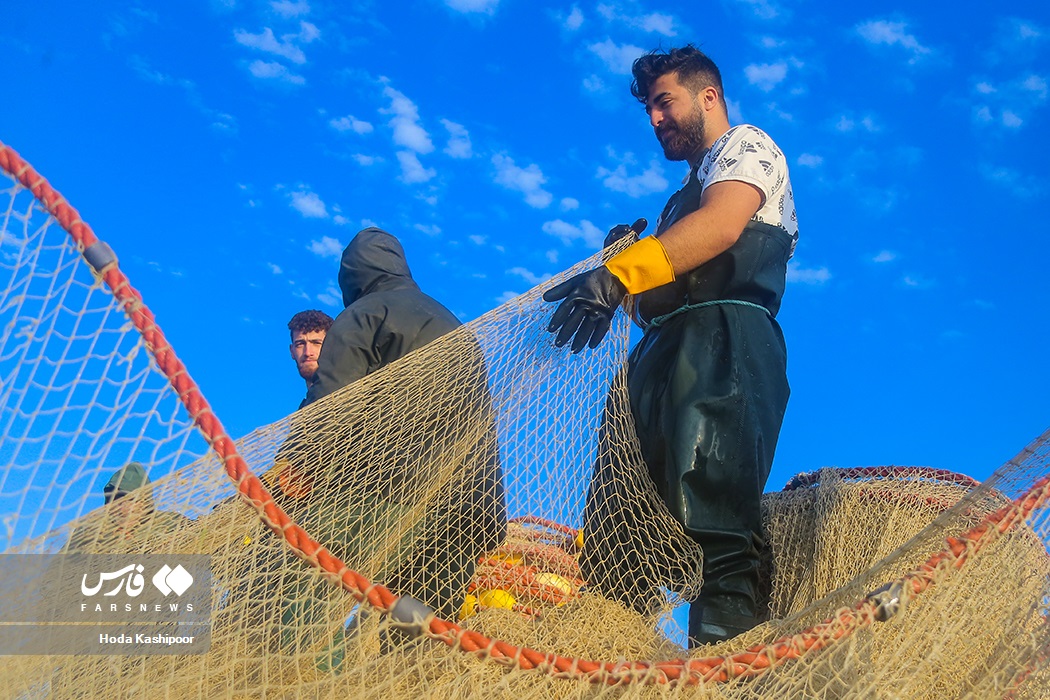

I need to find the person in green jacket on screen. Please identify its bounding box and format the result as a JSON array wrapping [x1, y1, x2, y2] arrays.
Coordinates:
[[68, 462, 188, 550]]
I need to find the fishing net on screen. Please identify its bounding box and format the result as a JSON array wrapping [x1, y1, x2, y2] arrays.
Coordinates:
[[1, 141, 1048, 699]]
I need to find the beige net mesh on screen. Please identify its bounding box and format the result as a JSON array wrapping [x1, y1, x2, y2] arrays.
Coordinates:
[[2, 143, 1050, 698]]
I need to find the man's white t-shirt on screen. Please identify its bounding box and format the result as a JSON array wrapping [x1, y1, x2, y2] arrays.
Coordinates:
[[695, 124, 798, 254]]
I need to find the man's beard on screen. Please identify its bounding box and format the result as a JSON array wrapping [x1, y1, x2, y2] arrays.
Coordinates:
[[297, 361, 318, 380], [658, 107, 706, 162]]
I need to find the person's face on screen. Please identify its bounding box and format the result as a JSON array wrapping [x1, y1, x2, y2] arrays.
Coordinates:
[[290, 329, 326, 380], [106, 493, 147, 537], [645, 72, 707, 163]]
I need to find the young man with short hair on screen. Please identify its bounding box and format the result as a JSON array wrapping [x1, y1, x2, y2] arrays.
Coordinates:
[[287, 309, 333, 407], [545, 45, 797, 646]]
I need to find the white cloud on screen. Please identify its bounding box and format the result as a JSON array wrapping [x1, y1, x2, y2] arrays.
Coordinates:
[[560, 197, 579, 211], [982, 165, 1042, 198], [541, 219, 604, 248], [308, 236, 343, 259], [744, 62, 787, 92], [352, 154, 377, 166], [597, 159, 669, 197], [271, 0, 309, 17], [495, 291, 519, 304], [233, 22, 319, 64], [563, 6, 584, 30], [507, 267, 552, 286], [731, 0, 780, 20], [971, 74, 1047, 131], [1023, 74, 1048, 100], [268, 262, 283, 274], [492, 154, 553, 208], [330, 115, 374, 134], [382, 84, 434, 153], [872, 250, 896, 263], [248, 60, 305, 85], [546, 249, 559, 264], [588, 39, 646, 75], [396, 151, 436, 183], [469, 235, 487, 245], [441, 119, 473, 158], [290, 189, 328, 218], [786, 261, 831, 285], [415, 223, 442, 236], [1002, 110, 1023, 128], [796, 153, 823, 167], [317, 285, 342, 307], [596, 4, 677, 36], [835, 114, 880, 133], [856, 20, 931, 63], [445, 0, 499, 14], [582, 74, 606, 92]]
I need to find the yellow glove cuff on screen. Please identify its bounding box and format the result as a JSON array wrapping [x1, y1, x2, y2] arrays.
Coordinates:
[[604, 236, 676, 295]]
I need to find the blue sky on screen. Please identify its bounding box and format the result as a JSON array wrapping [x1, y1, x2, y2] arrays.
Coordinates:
[[2, 0, 1048, 493]]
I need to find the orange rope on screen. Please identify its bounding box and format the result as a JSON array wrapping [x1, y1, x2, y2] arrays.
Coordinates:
[[3, 141, 1047, 688]]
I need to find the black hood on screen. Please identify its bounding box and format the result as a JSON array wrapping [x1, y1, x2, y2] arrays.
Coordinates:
[[337, 228, 414, 307]]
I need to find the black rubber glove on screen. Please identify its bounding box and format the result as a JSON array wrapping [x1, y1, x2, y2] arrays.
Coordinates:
[[543, 266, 627, 353], [604, 218, 648, 249]]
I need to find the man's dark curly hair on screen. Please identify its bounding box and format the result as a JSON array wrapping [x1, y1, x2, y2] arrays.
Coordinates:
[[630, 44, 726, 111], [288, 309, 333, 339]]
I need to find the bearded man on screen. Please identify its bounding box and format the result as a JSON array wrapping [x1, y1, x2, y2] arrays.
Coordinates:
[[544, 45, 797, 646], [287, 309, 333, 408]]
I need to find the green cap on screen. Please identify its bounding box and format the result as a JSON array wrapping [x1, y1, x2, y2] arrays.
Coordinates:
[[103, 462, 149, 499]]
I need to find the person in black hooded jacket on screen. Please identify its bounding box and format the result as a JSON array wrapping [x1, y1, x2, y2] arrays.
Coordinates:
[[303, 228, 463, 406], [271, 227, 506, 666]]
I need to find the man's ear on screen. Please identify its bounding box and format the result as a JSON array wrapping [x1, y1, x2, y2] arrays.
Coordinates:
[[289, 342, 297, 360]]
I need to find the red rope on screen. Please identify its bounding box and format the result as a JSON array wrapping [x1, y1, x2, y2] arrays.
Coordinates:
[[3, 141, 1047, 688]]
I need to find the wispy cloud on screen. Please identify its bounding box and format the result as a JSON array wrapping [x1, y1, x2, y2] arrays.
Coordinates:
[[588, 39, 646, 75], [971, 74, 1047, 130], [856, 19, 932, 64], [561, 6, 584, 31], [596, 4, 677, 37], [290, 189, 328, 218], [786, 261, 831, 285], [730, 0, 781, 21], [308, 236, 343, 259], [396, 151, 437, 183], [415, 223, 442, 236], [541, 219, 604, 248], [834, 114, 880, 133], [268, 262, 283, 274], [248, 59, 305, 85], [560, 197, 579, 211], [233, 22, 319, 64], [596, 158, 668, 197], [382, 83, 434, 153], [329, 115, 374, 134], [872, 250, 897, 263], [507, 267, 552, 285], [981, 164, 1043, 198], [352, 154, 378, 166], [441, 119, 473, 158], [796, 153, 823, 167], [271, 0, 309, 17], [317, 285, 342, 307], [744, 62, 787, 91], [492, 154, 553, 208], [127, 56, 237, 132], [445, 0, 499, 15]]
